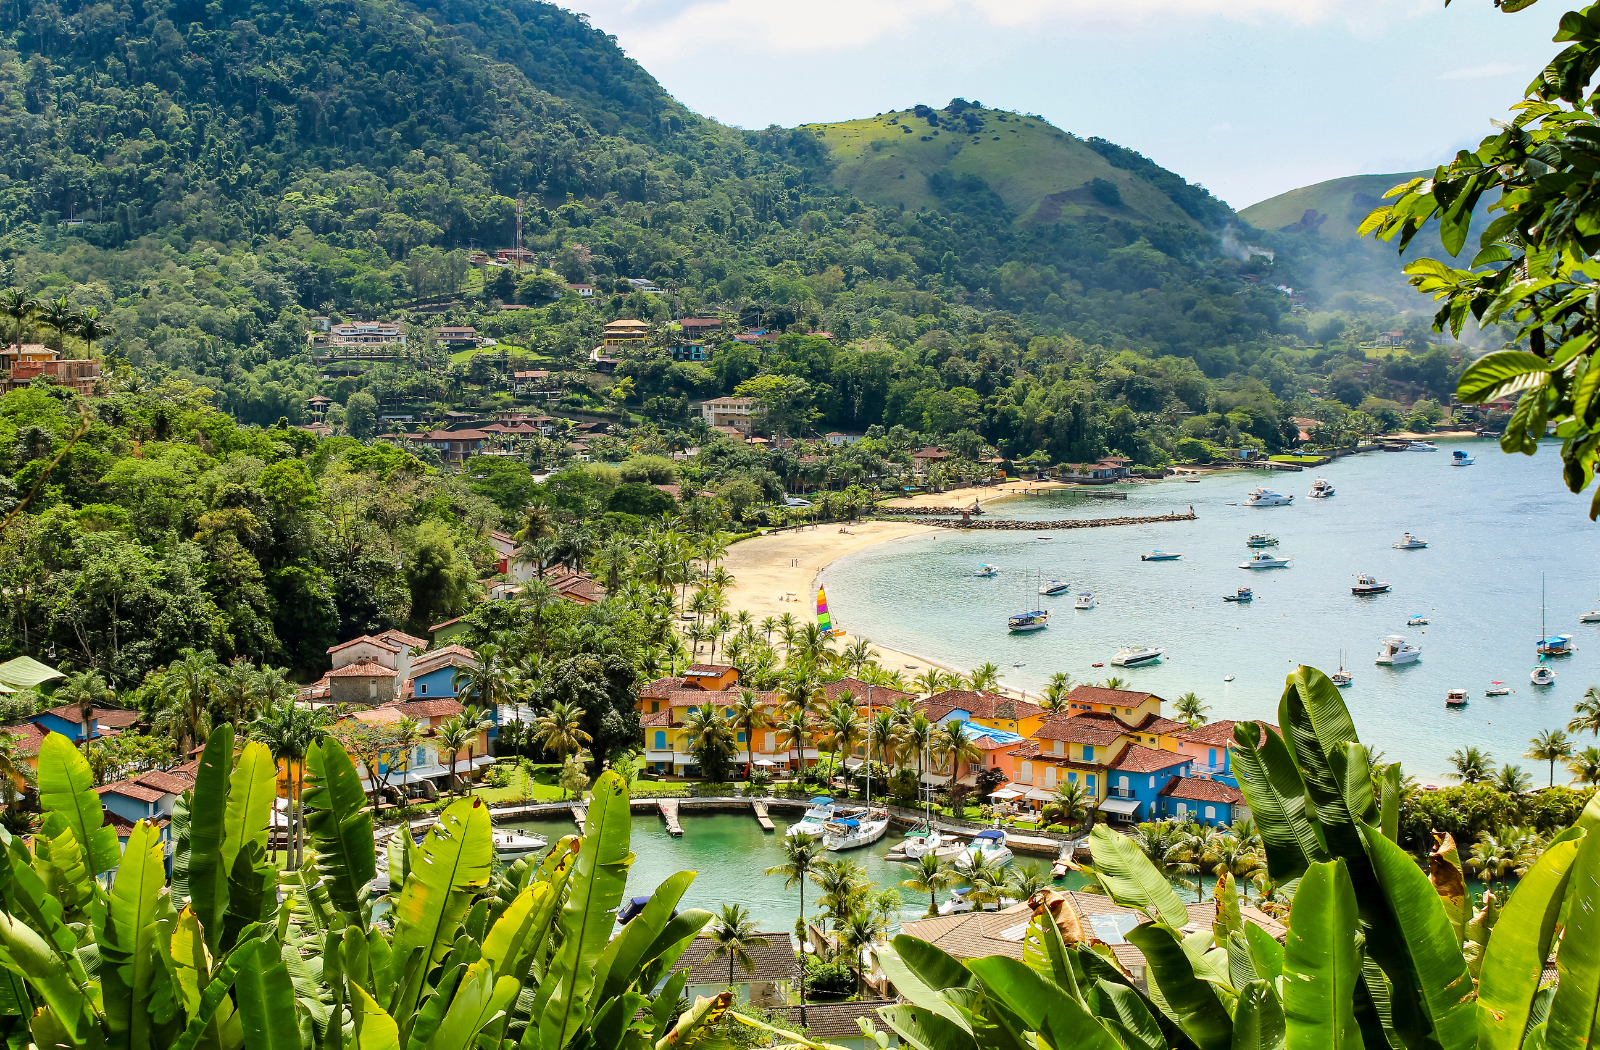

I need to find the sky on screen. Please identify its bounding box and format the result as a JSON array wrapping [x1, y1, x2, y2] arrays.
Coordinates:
[[567, 0, 1562, 210]]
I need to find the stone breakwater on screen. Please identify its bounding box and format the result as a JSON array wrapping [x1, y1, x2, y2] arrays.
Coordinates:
[[877, 505, 986, 515], [884, 511, 1198, 530]]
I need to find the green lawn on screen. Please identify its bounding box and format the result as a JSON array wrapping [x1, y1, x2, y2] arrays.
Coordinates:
[[1269, 454, 1324, 464]]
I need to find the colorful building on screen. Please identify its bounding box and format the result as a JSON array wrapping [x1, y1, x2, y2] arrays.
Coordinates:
[[1158, 776, 1248, 826], [921, 689, 1048, 738], [1174, 719, 1276, 786]]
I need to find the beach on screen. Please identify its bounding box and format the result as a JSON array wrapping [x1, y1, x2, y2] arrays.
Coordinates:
[[721, 520, 968, 683], [879, 478, 1068, 510]]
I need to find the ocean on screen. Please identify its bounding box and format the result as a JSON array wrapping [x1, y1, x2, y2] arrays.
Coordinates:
[[821, 440, 1600, 784]]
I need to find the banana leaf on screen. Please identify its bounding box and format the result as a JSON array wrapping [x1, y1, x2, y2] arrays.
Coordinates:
[[408, 961, 467, 1050], [1379, 765, 1400, 844], [174, 727, 235, 951], [33, 812, 94, 925], [889, 935, 975, 994], [634, 911, 714, 996], [1094, 979, 1167, 1050], [303, 739, 378, 917], [966, 956, 1121, 1050], [588, 991, 648, 1050], [1243, 924, 1283, 988], [874, 1005, 979, 1050], [873, 943, 972, 1032], [226, 741, 277, 859], [1230, 723, 1325, 883], [36, 732, 120, 875], [536, 772, 634, 1050], [1, 832, 78, 957], [593, 871, 697, 1002], [348, 985, 400, 1050], [1276, 673, 1364, 864], [655, 992, 731, 1050], [1126, 924, 1233, 1050], [96, 819, 168, 1050], [222, 841, 278, 953], [1477, 826, 1584, 1050], [233, 935, 302, 1050], [1280, 860, 1360, 1050], [1088, 826, 1189, 926], [389, 797, 492, 1021], [1542, 816, 1600, 1050], [1429, 833, 1468, 949], [650, 971, 688, 1044], [1232, 980, 1286, 1050], [0, 908, 95, 1046]]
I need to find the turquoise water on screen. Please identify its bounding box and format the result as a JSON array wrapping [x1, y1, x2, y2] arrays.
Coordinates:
[[503, 812, 1071, 930], [823, 440, 1600, 784]]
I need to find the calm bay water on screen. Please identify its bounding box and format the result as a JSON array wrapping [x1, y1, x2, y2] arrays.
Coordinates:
[[822, 440, 1600, 784]]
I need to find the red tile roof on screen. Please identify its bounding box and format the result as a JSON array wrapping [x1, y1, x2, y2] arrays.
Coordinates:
[[41, 703, 90, 723], [817, 678, 913, 706], [1064, 685, 1161, 708], [1032, 719, 1125, 746], [1180, 719, 1278, 748], [1109, 745, 1191, 774], [327, 660, 399, 678], [1132, 713, 1189, 736], [641, 677, 687, 698], [922, 690, 1044, 722], [2, 722, 46, 755], [377, 629, 429, 650], [1159, 776, 1244, 804], [641, 710, 671, 727], [135, 769, 196, 794], [429, 615, 466, 633], [97, 779, 165, 803], [328, 635, 401, 656], [93, 708, 140, 729], [685, 664, 736, 676], [387, 699, 464, 719]]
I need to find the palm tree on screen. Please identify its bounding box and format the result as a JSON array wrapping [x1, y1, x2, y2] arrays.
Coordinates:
[[935, 720, 983, 794], [837, 909, 888, 996], [437, 716, 475, 796], [899, 853, 956, 916], [1101, 676, 1129, 690], [811, 857, 868, 932], [913, 669, 944, 696], [707, 904, 769, 986], [0, 289, 39, 350], [842, 637, 877, 678], [821, 700, 864, 781], [681, 704, 737, 782], [759, 616, 778, 645], [213, 658, 261, 730], [1006, 864, 1052, 901], [1527, 728, 1575, 787], [38, 296, 75, 352], [1569, 745, 1600, 786], [967, 662, 1001, 692], [900, 713, 935, 788], [250, 699, 330, 869], [1447, 745, 1496, 784], [74, 307, 113, 358], [453, 642, 510, 722], [730, 690, 772, 780], [1494, 763, 1533, 794], [1173, 692, 1210, 728], [529, 700, 592, 794], [1129, 820, 1202, 899], [158, 648, 219, 758], [766, 832, 824, 940], [1041, 780, 1093, 835], [867, 710, 900, 774], [54, 670, 112, 749], [592, 537, 633, 593], [1569, 688, 1600, 736]]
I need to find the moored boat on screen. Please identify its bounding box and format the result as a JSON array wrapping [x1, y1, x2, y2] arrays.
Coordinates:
[[1239, 551, 1292, 569], [1111, 645, 1164, 667], [1308, 477, 1335, 499], [1531, 665, 1557, 686], [1407, 614, 1430, 626], [1330, 650, 1352, 687], [785, 797, 835, 838], [1352, 574, 1391, 595], [1408, 441, 1440, 451], [1223, 587, 1254, 602], [1486, 682, 1511, 696], [954, 829, 1015, 868], [1245, 533, 1278, 547], [974, 564, 999, 577], [1451, 450, 1475, 466], [1445, 688, 1468, 707], [491, 828, 549, 861], [1141, 550, 1183, 561], [823, 811, 890, 852], [1375, 635, 1422, 665], [1393, 533, 1429, 550], [1075, 592, 1097, 609], [1008, 609, 1050, 632], [1040, 579, 1072, 595], [1245, 488, 1293, 507], [1538, 634, 1576, 656]]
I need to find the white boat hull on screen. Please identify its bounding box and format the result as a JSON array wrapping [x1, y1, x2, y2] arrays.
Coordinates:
[[1111, 650, 1163, 666], [825, 819, 890, 851], [1009, 620, 1049, 632], [1375, 651, 1422, 665], [955, 846, 1015, 868], [1240, 559, 1290, 569], [1532, 669, 1557, 686], [1583, 611, 1600, 623]]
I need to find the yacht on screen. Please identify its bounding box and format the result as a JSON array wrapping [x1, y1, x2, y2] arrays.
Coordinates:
[[974, 564, 999, 578], [1075, 592, 1097, 610], [955, 829, 1015, 868], [1375, 635, 1422, 665], [1223, 587, 1254, 602], [1008, 608, 1050, 633], [1330, 660, 1352, 688], [1486, 682, 1511, 696], [938, 890, 1022, 916], [1239, 552, 1292, 569], [1141, 550, 1183, 561], [823, 811, 890, 851], [1451, 450, 1475, 466], [1393, 533, 1429, 550], [1538, 634, 1577, 657], [1245, 533, 1279, 547], [1352, 574, 1391, 595], [1308, 478, 1336, 499], [1245, 488, 1294, 507], [1111, 645, 1164, 667], [1039, 579, 1072, 596], [786, 797, 836, 838], [491, 828, 549, 861], [900, 827, 964, 861], [1531, 665, 1557, 686], [1408, 441, 1440, 451]]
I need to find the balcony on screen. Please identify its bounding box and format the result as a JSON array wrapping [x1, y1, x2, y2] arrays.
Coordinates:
[[1110, 786, 1135, 799]]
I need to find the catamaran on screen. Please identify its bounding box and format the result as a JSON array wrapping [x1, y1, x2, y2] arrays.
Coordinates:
[[816, 586, 845, 638]]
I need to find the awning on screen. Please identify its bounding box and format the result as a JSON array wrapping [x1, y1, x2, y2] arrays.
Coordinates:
[[843, 756, 865, 770], [955, 773, 979, 787], [754, 759, 776, 767], [469, 756, 496, 768], [919, 772, 952, 786], [989, 786, 1026, 800], [1098, 797, 1142, 816], [1024, 787, 1058, 802]]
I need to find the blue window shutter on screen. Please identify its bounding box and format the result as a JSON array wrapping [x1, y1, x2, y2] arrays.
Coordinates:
[[1083, 745, 1094, 761], [1209, 748, 1217, 766], [736, 732, 745, 743], [1087, 775, 1097, 794], [655, 731, 666, 749]]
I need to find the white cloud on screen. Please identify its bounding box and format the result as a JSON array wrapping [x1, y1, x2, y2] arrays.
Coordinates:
[[1436, 62, 1517, 80]]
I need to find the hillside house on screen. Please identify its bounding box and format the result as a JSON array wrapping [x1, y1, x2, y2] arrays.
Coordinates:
[[671, 934, 797, 1007], [1100, 746, 1193, 824], [305, 394, 333, 420], [0, 345, 102, 396], [676, 318, 725, 340], [566, 284, 595, 298], [602, 319, 650, 349], [389, 429, 489, 464], [435, 326, 480, 347], [910, 447, 949, 468], [1158, 776, 1248, 826], [698, 396, 756, 430], [1175, 719, 1275, 785], [308, 321, 405, 353], [97, 768, 196, 826], [920, 689, 1048, 738]]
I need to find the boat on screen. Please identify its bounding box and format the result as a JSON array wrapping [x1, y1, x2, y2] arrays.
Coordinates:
[[1486, 682, 1511, 696], [1110, 645, 1164, 667], [1223, 587, 1254, 602], [1445, 688, 1468, 707], [1531, 664, 1557, 686], [1451, 450, 1475, 466], [937, 890, 1022, 916], [1408, 441, 1440, 451], [1583, 559, 1600, 622], [785, 797, 836, 838], [816, 586, 845, 638], [900, 827, 964, 862], [1393, 533, 1429, 550], [616, 895, 678, 925], [1330, 650, 1352, 687], [1308, 478, 1336, 499], [1538, 635, 1576, 657], [974, 564, 999, 578], [1245, 533, 1279, 547], [1223, 674, 1236, 682], [954, 829, 1015, 868], [1407, 615, 1431, 626], [1245, 488, 1294, 507], [1008, 609, 1050, 632], [1141, 550, 1183, 561], [1352, 574, 1392, 595], [490, 828, 548, 861], [1039, 579, 1072, 595], [1239, 551, 1292, 569], [1075, 592, 1097, 609], [1375, 635, 1422, 665], [823, 811, 890, 851]]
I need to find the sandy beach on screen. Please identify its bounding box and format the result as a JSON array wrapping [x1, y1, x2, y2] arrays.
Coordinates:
[[721, 521, 969, 683], [878, 478, 1068, 510]]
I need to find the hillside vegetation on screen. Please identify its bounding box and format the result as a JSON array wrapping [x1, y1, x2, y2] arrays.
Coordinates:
[[1241, 171, 1431, 241]]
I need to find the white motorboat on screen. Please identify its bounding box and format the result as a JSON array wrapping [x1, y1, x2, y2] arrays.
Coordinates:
[[1308, 478, 1335, 499], [901, 828, 965, 861], [1486, 682, 1511, 696], [1239, 551, 1292, 569], [938, 891, 1022, 916], [1352, 574, 1391, 595], [491, 828, 548, 861], [1111, 645, 1164, 666], [1407, 615, 1431, 626], [1075, 592, 1097, 609], [1245, 488, 1294, 507], [1393, 533, 1429, 550], [1040, 579, 1072, 596], [1451, 450, 1475, 466], [1375, 635, 1422, 665], [1141, 550, 1183, 561], [1408, 441, 1440, 451], [1531, 665, 1557, 686], [1008, 609, 1050, 632], [1445, 688, 1468, 707], [823, 811, 890, 851], [974, 564, 999, 577], [786, 796, 836, 838], [955, 829, 1015, 868]]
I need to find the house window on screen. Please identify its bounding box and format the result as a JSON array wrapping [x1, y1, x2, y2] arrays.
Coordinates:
[[724, 707, 732, 717], [651, 701, 660, 713], [687, 707, 697, 715], [1020, 762, 1033, 784], [1044, 767, 1057, 787], [1118, 775, 1129, 790], [764, 732, 776, 751], [737, 732, 745, 743], [1176, 802, 1188, 816], [1082, 745, 1095, 761], [1205, 805, 1216, 820], [418, 682, 427, 695], [1149, 776, 1155, 788], [1086, 775, 1096, 794], [654, 731, 666, 750], [1066, 771, 1076, 783]]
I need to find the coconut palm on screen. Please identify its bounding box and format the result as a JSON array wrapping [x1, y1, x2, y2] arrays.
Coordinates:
[[775, 709, 812, 775], [1101, 676, 1129, 690], [953, 849, 1009, 907], [1129, 820, 1201, 898], [899, 852, 957, 916], [1447, 745, 1496, 784], [706, 904, 769, 986], [1494, 763, 1533, 794], [0, 289, 39, 349], [837, 909, 888, 995], [529, 700, 592, 794], [730, 689, 772, 779], [898, 713, 936, 787], [913, 669, 944, 696], [1526, 728, 1575, 787], [1041, 780, 1093, 834], [681, 704, 737, 782], [812, 858, 869, 932], [1569, 688, 1600, 736], [759, 616, 778, 644], [54, 670, 112, 750], [1006, 864, 1052, 901], [250, 698, 331, 868], [212, 658, 261, 730], [821, 700, 864, 780], [1173, 692, 1211, 728], [38, 296, 75, 352], [935, 719, 983, 792], [74, 307, 113, 358], [968, 662, 1002, 692], [842, 637, 878, 678], [1569, 745, 1600, 786], [155, 647, 219, 758], [766, 832, 824, 939], [437, 717, 475, 795], [867, 710, 900, 773]]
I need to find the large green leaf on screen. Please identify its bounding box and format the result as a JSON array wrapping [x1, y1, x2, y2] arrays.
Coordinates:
[[1477, 827, 1584, 1050], [226, 740, 276, 858], [1456, 350, 1553, 404], [303, 738, 378, 916], [875, 1005, 979, 1050], [234, 937, 300, 1050], [33, 812, 94, 924], [1244, 924, 1283, 988], [874, 943, 971, 1032], [1359, 824, 1475, 1050], [418, 960, 515, 1050], [1125, 924, 1233, 1050], [36, 732, 120, 875], [97, 819, 169, 1050], [174, 726, 235, 951], [349, 984, 400, 1050], [1232, 980, 1286, 1050], [1277, 669, 1363, 862], [0, 909, 94, 1045], [536, 771, 635, 1050], [966, 956, 1120, 1050], [1230, 723, 1325, 882], [1281, 860, 1360, 1050], [655, 992, 733, 1050], [1088, 826, 1189, 926], [168, 934, 253, 1050], [1094, 979, 1167, 1050], [1544, 817, 1600, 1050], [390, 798, 491, 1020], [594, 870, 697, 1002]]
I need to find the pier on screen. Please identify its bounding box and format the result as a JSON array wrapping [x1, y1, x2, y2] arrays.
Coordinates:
[[752, 799, 775, 832], [571, 803, 587, 828], [889, 510, 1197, 531], [658, 799, 683, 836]]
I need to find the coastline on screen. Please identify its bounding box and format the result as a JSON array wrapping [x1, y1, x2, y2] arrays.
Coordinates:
[[721, 521, 969, 684], [878, 478, 1068, 510]]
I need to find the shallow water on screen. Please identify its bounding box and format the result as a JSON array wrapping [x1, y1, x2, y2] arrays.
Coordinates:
[[822, 440, 1600, 783]]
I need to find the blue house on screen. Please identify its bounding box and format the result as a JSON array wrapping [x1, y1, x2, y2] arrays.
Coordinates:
[[1100, 745, 1192, 824], [406, 644, 498, 740], [1158, 776, 1248, 827], [31, 704, 97, 742], [96, 769, 195, 841]]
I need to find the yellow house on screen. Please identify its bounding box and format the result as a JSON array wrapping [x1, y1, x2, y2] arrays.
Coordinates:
[[921, 689, 1049, 738], [602, 319, 650, 349], [1060, 685, 1165, 723]]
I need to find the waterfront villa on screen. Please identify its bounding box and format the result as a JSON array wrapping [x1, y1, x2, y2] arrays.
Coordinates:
[[1175, 719, 1276, 785], [921, 689, 1048, 738]]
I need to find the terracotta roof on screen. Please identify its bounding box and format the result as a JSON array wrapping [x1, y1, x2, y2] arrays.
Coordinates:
[[900, 904, 1032, 961], [1032, 719, 1124, 746], [327, 660, 399, 678], [410, 645, 479, 675], [327, 635, 401, 656], [105, 811, 170, 836], [666, 690, 775, 709], [1109, 745, 1191, 774], [685, 664, 736, 676], [350, 707, 404, 725], [429, 615, 466, 633], [1064, 685, 1160, 708], [136, 769, 196, 794], [816, 678, 913, 706], [641, 710, 671, 727], [40, 703, 90, 723], [1159, 776, 1244, 804], [1179, 719, 1278, 748], [377, 629, 429, 650], [672, 935, 798, 984], [641, 677, 688, 698], [1131, 713, 1190, 736], [97, 779, 165, 803], [2, 722, 46, 755], [93, 708, 140, 729], [922, 690, 1044, 722], [911, 447, 949, 459], [775, 1002, 895, 1041], [388, 699, 464, 719]]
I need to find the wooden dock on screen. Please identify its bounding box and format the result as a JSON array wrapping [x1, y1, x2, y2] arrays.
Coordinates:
[[752, 800, 774, 832], [659, 799, 683, 837], [571, 803, 587, 829]]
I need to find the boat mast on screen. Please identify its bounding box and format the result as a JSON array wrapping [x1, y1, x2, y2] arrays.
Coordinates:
[[864, 684, 873, 809]]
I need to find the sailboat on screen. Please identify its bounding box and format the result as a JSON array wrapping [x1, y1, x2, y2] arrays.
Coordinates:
[[1533, 573, 1562, 685], [1008, 572, 1051, 632], [1536, 573, 1576, 656], [1583, 558, 1600, 623], [1330, 650, 1352, 687], [817, 586, 846, 638], [825, 683, 888, 851]]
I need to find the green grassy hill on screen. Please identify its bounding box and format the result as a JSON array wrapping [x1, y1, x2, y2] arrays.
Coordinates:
[[804, 106, 1212, 227], [1240, 171, 1430, 241]]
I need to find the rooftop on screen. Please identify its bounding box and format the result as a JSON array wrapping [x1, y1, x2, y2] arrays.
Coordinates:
[[1109, 744, 1191, 774], [327, 660, 400, 679], [671, 934, 798, 984], [1180, 719, 1278, 748], [1064, 685, 1161, 708], [328, 635, 401, 656], [1159, 776, 1245, 804], [921, 690, 1044, 722]]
